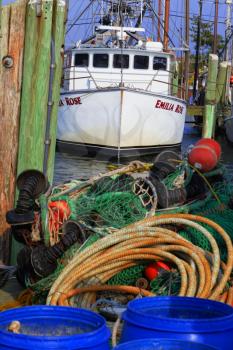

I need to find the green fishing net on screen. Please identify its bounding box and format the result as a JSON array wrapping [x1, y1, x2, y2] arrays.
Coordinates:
[[108, 265, 146, 286], [150, 270, 181, 296], [46, 174, 148, 234], [34, 164, 233, 301]]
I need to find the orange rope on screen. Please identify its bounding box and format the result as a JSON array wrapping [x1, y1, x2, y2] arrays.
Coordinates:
[[58, 285, 153, 306]]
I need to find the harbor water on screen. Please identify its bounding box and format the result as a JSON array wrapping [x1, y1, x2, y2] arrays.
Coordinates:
[[54, 128, 233, 184]]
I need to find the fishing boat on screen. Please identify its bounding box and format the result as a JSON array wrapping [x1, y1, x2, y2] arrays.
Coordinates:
[[57, 1, 187, 159]]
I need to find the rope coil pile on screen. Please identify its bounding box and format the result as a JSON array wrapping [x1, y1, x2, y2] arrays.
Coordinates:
[[46, 214, 233, 308]]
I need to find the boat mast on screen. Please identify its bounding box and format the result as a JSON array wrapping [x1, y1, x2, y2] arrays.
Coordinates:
[[193, 0, 203, 100], [157, 0, 162, 42], [163, 0, 170, 50], [213, 0, 219, 54], [184, 0, 190, 101]]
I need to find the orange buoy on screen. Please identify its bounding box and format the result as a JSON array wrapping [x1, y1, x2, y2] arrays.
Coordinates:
[[196, 138, 221, 160], [188, 144, 218, 172], [48, 200, 71, 233]]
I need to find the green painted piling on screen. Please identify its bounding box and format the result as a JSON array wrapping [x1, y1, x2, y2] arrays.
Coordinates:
[[221, 62, 232, 105], [10, 1, 66, 264], [17, 1, 53, 178], [216, 62, 228, 104], [202, 54, 218, 138], [46, 0, 67, 181], [17, 0, 66, 183]]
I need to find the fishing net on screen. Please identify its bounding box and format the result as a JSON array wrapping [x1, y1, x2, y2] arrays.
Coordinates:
[[108, 265, 146, 286], [44, 173, 155, 245], [150, 270, 181, 296], [32, 163, 233, 302]]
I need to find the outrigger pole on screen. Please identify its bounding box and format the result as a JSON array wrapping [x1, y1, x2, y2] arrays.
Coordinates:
[[157, 0, 162, 42], [163, 0, 170, 50]]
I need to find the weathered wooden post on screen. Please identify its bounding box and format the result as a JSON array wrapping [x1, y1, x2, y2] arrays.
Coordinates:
[[17, 1, 53, 176], [10, 0, 67, 263], [216, 62, 228, 104], [202, 54, 219, 138], [17, 0, 66, 180], [0, 0, 27, 263], [223, 62, 233, 143], [0, 0, 66, 264], [45, 0, 67, 181]]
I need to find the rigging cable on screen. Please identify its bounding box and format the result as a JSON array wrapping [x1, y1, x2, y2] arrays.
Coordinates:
[[66, 0, 96, 34]]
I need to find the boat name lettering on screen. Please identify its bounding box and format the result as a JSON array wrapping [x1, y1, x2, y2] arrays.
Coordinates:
[[59, 97, 82, 106], [155, 99, 184, 114]]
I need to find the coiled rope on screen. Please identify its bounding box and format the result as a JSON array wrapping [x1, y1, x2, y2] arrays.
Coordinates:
[[46, 214, 233, 306]]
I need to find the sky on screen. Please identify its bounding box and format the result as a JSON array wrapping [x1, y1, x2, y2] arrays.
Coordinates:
[[2, 0, 231, 52]]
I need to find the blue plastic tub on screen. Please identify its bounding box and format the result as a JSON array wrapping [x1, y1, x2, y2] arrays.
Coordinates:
[[114, 339, 217, 349], [120, 296, 233, 349], [0, 306, 111, 349]]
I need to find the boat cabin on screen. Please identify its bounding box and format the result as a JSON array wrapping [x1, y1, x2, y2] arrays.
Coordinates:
[[63, 44, 176, 96]]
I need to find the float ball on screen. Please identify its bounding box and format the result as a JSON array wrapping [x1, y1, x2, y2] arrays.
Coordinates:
[[196, 138, 221, 160], [188, 145, 218, 172]]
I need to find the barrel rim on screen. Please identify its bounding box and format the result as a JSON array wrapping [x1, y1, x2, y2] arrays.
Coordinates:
[[122, 296, 233, 333], [0, 306, 110, 348], [115, 338, 218, 350]]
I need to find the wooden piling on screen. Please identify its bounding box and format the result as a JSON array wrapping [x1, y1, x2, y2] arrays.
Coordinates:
[[221, 62, 232, 105], [17, 0, 66, 183], [216, 61, 228, 104], [17, 1, 54, 177], [45, 0, 67, 181], [0, 0, 27, 263], [10, 1, 66, 264], [202, 54, 219, 138]]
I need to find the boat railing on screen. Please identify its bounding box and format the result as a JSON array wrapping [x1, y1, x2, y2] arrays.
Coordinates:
[[63, 65, 184, 98]]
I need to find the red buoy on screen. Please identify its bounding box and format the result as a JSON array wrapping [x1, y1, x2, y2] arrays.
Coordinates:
[[230, 75, 233, 87], [144, 261, 170, 281], [188, 144, 218, 172], [196, 138, 221, 160]]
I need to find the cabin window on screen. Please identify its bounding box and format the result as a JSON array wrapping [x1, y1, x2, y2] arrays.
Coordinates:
[[153, 57, 167, 70], [134, 55, 149, 69], [93, 54, 109, 68], [75, 54, 89, 67], [113, 54, 129, 69]]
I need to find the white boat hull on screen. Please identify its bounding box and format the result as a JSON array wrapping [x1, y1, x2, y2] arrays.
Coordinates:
[[57, 88, 186, 158]]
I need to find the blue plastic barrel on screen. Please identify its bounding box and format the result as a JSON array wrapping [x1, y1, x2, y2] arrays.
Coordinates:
[[114, 339, 217, 350], [0, 306, 110, 349], [120, 296, 233, 349]]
